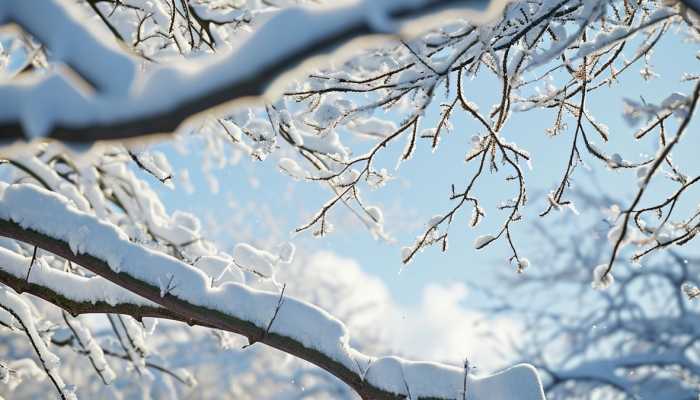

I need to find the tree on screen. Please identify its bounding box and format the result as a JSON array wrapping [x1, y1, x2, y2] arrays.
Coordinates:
[[497, 189, 700, 399], [0, 0, 697, 398]]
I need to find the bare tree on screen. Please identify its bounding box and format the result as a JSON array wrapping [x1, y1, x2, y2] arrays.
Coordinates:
[[490, 189, 700, 399]]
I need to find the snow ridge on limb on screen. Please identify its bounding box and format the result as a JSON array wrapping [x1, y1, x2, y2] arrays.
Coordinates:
[[0, 0, 508, 144], [0, 182, 545, 400], [0, 0, 134, 96]]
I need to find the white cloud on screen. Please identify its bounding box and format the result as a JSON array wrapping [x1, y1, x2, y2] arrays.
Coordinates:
[[383, 282, 520, 372], [279, 250, 521, 374]]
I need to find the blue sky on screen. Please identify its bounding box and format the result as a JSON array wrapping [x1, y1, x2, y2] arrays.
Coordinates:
[[152, 31, 699, 310]]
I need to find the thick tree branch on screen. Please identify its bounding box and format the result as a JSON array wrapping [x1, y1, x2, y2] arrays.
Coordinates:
[[0, 0, 507, 144], [0, 247, 177, 320], [0, 184, 544, 400]]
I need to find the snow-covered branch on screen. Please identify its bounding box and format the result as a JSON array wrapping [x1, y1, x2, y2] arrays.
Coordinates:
[[0, 0, 507, 144], [0, 182, 544, 399], [0, 287, 76, 399], [0, 0, 696, 396], [0, 245, 172, 319]]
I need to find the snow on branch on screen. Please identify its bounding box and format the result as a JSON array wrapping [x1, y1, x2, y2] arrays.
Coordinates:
[[0, 245, 170, 318], [0, 287, 76, 399], [0, 0, 508, 144], [0, 182, 544, 399]]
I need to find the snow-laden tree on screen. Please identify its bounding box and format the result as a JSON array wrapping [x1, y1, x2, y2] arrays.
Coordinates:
[[493, 189, 700, 399], [0, 0, 698, 398]]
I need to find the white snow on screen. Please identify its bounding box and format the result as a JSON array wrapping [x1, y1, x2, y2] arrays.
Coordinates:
[[277, 242, 296, 264], [194, 255, 245, 286], [592, 264, 614, 290], [347, 117, 398, 138], [0, 246, 156, 308], [0, 0, 509, 140], [233, 243, 278, 278], [474, 234, 496, 250], [361, 357, 544, 399], [517, 258, 530, 272], [278, 158, 307, 180], [62, 313, 117, 384], [0, 182, 545, 399], [0, 287, 77, 399]]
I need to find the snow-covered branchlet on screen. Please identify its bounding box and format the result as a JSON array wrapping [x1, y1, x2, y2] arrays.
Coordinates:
[[591, 264, 615, 291]]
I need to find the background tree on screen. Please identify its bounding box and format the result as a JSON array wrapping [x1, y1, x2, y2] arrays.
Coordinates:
[[494, 188, 700, 399]]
